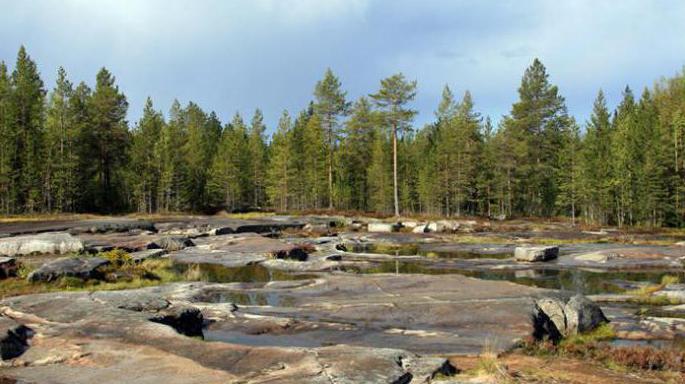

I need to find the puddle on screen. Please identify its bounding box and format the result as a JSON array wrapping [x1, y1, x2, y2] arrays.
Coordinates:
[[361, 261, 685, 295], [348, 243, 512, 259], [171, 263, 318, 284], [203, 329, 326, 348]]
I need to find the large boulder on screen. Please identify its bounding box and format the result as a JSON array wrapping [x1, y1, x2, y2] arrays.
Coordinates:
[[514, 246, 559, 262], [533, 294, 608, 340], [0, 232, 83, 256], [27, 257, 109, 282]]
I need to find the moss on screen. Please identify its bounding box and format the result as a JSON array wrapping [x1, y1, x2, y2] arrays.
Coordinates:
[[560, 324, 616, 347]]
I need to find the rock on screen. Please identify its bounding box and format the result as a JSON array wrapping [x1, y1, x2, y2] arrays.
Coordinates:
[[368, 222, 400, 233], [350, 221, 364, 231], [437, 220, 460, 232], [412, 225, 428, 233], [533, 294, 608, 339], [130, 248, 167, 263], [675, 241, 685, 247], [0, 317, 33, 360], [154, 236, 194, 251], [0, 232, 83, 256], [0, 256, 18, 278], [514, 246, 559, 262], [27, 257, 109, 282]]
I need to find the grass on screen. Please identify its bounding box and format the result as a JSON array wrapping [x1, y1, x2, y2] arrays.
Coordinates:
[[520, 324, 685, 373]]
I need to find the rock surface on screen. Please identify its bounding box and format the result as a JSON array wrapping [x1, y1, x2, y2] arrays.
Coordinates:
[[0, 284, 458, 383], [0, 232, 83, 256], [27, 257, 109, 282], [514, 246, 559, 262], [368, 222, 400, 233], [169, 233, 308, 267]]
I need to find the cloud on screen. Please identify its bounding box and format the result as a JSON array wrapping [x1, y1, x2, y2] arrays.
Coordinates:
[[0, 0, 684, 130]]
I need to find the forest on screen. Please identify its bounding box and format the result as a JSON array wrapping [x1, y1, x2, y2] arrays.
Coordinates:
[[1, 46, 685, 227]]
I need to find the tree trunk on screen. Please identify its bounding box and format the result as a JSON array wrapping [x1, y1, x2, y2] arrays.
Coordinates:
[[392, 124, 399, 217]]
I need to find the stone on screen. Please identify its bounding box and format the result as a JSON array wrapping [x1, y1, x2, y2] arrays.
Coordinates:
[[534, 294, 608, 339], [0, 257, 18, 278], [412, 224, 428, 233], [27, 257, 109, 282], [368, 222, 400, 233], [150, 306, 204, 337], [514, 246, 559, 262], [154, 236, 194, 251], [0, 232, 83, 256]]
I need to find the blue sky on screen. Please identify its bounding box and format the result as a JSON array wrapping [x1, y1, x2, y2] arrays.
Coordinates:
[[1, 0, 684, 132]]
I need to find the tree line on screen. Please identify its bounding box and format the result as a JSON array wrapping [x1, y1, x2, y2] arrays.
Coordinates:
[[1, 46, 685, 227]]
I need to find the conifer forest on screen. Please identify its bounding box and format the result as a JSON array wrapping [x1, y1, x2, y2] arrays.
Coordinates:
[[2, 46, 685, 227]]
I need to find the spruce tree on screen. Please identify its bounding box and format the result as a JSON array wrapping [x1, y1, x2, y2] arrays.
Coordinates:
[[44, 67, 77, 212], [0, 62, 12, 213], [84, 68, 129, 212], [158, 100, 186, 212], [266, 111, 293, 211], [10, 46, 46, 212], [130, 97, 164, 213], [208, 112, 250, 210], [340, 97, 375, 211], [248, 109, 268, 208]]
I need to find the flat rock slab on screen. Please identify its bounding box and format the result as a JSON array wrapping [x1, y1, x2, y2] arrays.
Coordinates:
[[0, 232, 83, 257], [192, 273, 546, 355], [27, 257, 108, 282], [170, 234, 307, 267], [0, 285, 455, 383]]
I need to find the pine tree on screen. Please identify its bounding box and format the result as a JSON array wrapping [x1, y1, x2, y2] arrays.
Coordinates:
[[300, 113, 327, 208], [501, 58, 570, 216], [367, 129, 393, 213], [10, 46, 46, 213], [266, 111, 293, 211], [370, 73, 417, 216], [313, 68, 348, 209]]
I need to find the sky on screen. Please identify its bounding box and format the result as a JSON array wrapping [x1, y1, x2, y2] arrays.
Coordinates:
[[1, 0, 684, 131]]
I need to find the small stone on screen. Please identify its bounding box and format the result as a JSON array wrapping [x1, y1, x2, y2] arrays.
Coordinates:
[[368, 223, 399, 233], [0, 257, 18, 279]]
